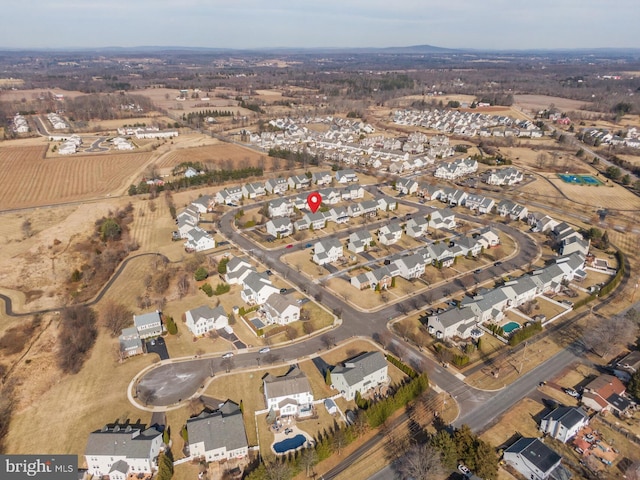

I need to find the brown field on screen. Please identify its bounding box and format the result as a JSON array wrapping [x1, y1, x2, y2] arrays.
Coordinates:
[[0, 87, 86, 102], [0, 145, 152, 209], [154, 142, 275, 171], [513, 94, 591, 113], [480, 397, 544, 448]]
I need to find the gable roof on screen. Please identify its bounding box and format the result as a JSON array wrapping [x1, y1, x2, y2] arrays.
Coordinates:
[[85, 423, 162, 458], [187, 402, 248, 452], [264, 366, 312, 399], [504, 437, 561, 474], [542, 406, 589, 430], [331, 351, 387, 387]]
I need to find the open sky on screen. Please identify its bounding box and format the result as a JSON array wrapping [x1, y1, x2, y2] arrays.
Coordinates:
[[1, 0, 638, 50]]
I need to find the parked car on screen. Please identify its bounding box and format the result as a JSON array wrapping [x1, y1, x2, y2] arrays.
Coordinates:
[[495, 261, 503, 266], [458, 464, 471, 476], [304, 243, 313, 248], [279, 288, 288, 294], [222, 352, 234, 359], [564, 388, 580, 398], [266, 270, 273, 276], [285, 244, 294, 249], [284, 428, 293, 435], [474, 268, 482, 274], [259, 347, 271, 354]]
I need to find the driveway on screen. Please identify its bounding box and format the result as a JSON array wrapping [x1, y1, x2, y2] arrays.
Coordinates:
[[146, 337, 169, 360]]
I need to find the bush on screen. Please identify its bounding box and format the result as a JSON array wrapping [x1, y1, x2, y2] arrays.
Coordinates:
[[57, 306, 98, 374], [217, 257, 229, 274], [165, 315, 178, 335], [509, 321, 542, 346], [194, 267, 208, 281], [200, 283, 213, 297], [214, 283, 231, 295]]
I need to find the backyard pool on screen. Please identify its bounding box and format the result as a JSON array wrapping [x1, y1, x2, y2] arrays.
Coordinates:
[[558, 174, 603, 186], [273, 434, 306, 454], [502, 321, 521, 334]]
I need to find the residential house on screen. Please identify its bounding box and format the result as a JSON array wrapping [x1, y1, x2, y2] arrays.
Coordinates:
[[405, 216, 429, 238], [378, 222, 403, 245], [427, 243, 455, 267], [262, 293, 301, 325], [427, 307, 479, 340], [190, 195, 214, 214], [268, 198, 294, 218], [215, 186, 243, 205], [428, 208, 456, 230], [336, 169, 358, 183], [85, 422, 163, 480], [263, 366, 314, 416], [119, 327, 144, 358], [348, 230, 373, 253], [581, 374, 630, 414], [612, 351, 640, 382], [242, 182, 266, 199], [184, 166, 199, 178], [187, 400, 249, 462], [377, 196, 397, 212], [393, 253, 426, 279], [312, 171, 333, 185], [477, 227, 501, 248], [346, 184, 365, 200], [266, 218, 293, 238], [240, 272, 280, 305], [351, 266, 393, 290], [184, 227, 216, 252], [329, 207, 349, 224], [185, 305, 228, 336], [330, 351, 389, 401], [486, 167, 524, 186], [503, 437, 570, 480], [224, 257, 254, 284], [287, 174, 311, 190], [134, 311, 163, 339], [264, 177, 289, 195], [434, 157, 478, 180], [418, 184, 443, 201], [318, 187, 342, 205], [313, 238, 343, 265], [395, 178, 419, 195], [540, 407, 589, 443]]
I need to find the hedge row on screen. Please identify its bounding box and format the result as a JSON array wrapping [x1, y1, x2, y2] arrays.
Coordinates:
[[385, 353, 418, 379]]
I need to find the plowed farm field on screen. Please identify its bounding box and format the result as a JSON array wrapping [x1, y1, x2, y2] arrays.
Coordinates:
[[0, 145, 151, 209]]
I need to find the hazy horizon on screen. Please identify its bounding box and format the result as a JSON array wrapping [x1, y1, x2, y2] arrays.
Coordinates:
[[1, 0, 638, 51]]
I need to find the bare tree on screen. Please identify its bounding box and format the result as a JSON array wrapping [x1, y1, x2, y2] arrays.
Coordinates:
[[302, 321, 314, 336], [284, 325, 298, 341], [321, 334, 336, 350], [299, 448, 318, 478], [21, 218, 33, 238], [101, 300, 133, 336], [332, 428, 347, 456], [393, 442, 444, 480], [177, 274, 190, 299], [264, 460, 291, 480], [582, 315, 637, 358]]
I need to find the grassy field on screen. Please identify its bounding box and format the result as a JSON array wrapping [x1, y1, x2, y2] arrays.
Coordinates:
[[480, 397, 545, 448]]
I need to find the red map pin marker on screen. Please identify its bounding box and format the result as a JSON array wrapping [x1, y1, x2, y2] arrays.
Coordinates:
[[307, 192, 322, 213]]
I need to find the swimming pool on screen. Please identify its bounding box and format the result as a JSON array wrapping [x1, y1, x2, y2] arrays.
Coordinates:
[[502, 321, 520, 334], [273, 434, 306, 454], [558, 174, 602, 186]]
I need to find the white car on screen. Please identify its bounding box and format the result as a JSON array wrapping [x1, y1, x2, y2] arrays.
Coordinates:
[[458, 464, 471, 476], [222, 352, 234, 359], [259, 347, 271, 354]]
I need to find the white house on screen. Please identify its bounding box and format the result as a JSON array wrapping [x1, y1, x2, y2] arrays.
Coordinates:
[[265, 177, 289, 194], [335, 169, 358, 183], [263, 366, 314, 417], [242, 182, 266, 199], [288, 174, 311, 190], [240, 272, 279, 305], [393, 253, 426, 279], [184, 227, 216, 252], [185, 305, 228, 336], [539, 407, 589, 443], [85, 422, 163, 480], [395, 178, 419, 195], [504, 438, 569, 480], [268, 198, 294, 218], [187, 401, 249, 462], [266, 217, 293, 238], [184, 167, 199, 178], [405, 217, 428, 238], [134, 311, 163, 339], [215, 186, 243, 205], [224, 257, 254, 284], [262, 293, 301, 325], [428, 208, 456, 230], [330, 351, 389, 401], [313, 238, 343, 265], [426, 307, 478, 340], [348, 230, 373, 253], [378, 222, 403, 245], [486, 167, 523, 186], [312, 171, 333, 185]]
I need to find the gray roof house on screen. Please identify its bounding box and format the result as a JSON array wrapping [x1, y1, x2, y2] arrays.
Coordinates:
[[405, 217, 429, 238], [185, 305, 228, 336], [119, 327, 144, 358], [85, 422, 163, 479], [263, 366, 314, 417], [540, 407, 589, 443], [427, 307, 479, 340], [187, 400, 249, 462], [331, 351, 389, 400], [134, 311, 163, 339], [503, 437, 571, 480]]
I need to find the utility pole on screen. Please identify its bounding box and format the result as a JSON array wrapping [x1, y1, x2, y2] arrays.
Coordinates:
[[518, 341, 528, 374]]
